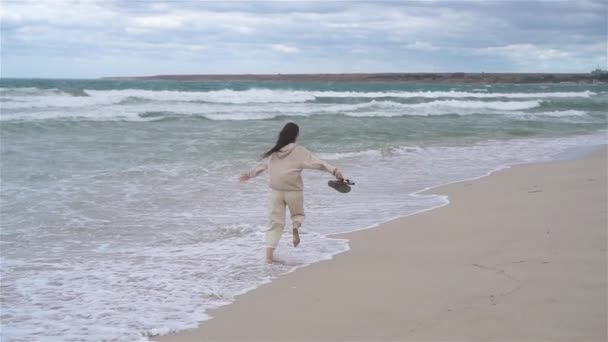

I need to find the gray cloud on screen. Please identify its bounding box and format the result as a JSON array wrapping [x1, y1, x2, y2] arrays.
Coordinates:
[[1, 0, 605, 77]]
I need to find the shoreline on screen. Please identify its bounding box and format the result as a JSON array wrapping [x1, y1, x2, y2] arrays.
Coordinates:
[[155, 145, 607, 341], [327, 143, 606, 239]]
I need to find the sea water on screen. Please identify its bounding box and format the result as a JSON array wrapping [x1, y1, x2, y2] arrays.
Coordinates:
[[1, 79, 606, 341]]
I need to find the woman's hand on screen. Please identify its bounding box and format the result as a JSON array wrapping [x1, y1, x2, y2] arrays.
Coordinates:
[[335, 170, 345, 182], [239, 173, 250, 182]]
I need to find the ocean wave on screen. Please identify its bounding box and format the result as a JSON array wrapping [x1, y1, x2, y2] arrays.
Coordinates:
[[406, 99, 541, 110], [84, 89, 317, 104], [0, 87, 89, 98], [0, 98, 545, 121], [320, 99, 541, 112], [4, 108, 586, 123], [0, 109, 165, 122], [0, 87, 596, 109], [530, 110, 588, 117], [0, 87, 67, 97], [339, 89, 581, 99], [63, 88, 90, 97], [343, 108, 591, 119], [207, 99, 542, 118], [317, 146, 422, 160], [83, 89, 597, 103], [118, 96, 154, 105], [138, 111, 171, 118], [327, 100, 542, 118]]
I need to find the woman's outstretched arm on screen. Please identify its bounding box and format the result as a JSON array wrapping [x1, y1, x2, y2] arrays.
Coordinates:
[[240, 158, 268, 181], [300, 147, 345, 180]]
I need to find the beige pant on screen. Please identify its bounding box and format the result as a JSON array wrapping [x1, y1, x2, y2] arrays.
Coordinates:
[[266, 190, 305, 248]]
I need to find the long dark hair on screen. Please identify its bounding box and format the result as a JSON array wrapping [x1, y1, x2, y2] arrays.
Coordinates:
[[262, 122, 299, 158]]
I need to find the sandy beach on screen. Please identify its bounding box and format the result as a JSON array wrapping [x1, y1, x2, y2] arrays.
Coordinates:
[[156, 146, 607, 341]]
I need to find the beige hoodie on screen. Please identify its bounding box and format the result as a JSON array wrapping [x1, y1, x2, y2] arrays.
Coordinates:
[[247, 143, 339, 191]]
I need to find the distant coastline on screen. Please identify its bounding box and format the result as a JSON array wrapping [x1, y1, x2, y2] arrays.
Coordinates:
[[103, 72, 607, 84]]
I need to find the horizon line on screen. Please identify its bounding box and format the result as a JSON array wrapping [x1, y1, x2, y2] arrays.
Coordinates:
[[2, 70, 604, 81]]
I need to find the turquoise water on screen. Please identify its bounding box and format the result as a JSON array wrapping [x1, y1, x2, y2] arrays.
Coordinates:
[[1, 79, 605, 153], [1, 78, 606, 341]]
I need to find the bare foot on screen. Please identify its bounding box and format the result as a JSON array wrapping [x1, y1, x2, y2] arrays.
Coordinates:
[[292, 228, 300, 247]]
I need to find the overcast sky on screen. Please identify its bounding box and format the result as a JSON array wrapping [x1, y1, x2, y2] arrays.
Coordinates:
[[1, 0, 606, 78]]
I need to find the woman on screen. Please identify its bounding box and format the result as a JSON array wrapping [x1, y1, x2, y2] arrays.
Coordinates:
[[240, 122, 345, 264]]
